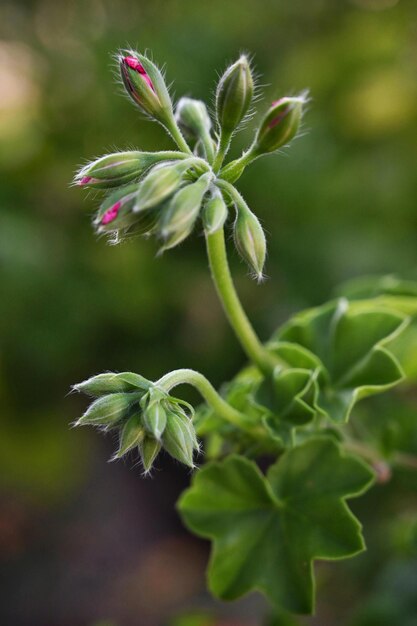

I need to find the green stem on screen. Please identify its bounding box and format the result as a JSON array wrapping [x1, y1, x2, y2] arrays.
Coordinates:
[[201, 130, 215, 164], [205, 227, 280, 375], [155, 368, 258, 434], [212, 129, 232, 173], [219, 149, 257, 183], [165, 119, 193, 155]]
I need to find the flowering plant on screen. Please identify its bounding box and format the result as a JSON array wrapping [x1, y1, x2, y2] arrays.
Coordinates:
[[73, 50, 417, 617]]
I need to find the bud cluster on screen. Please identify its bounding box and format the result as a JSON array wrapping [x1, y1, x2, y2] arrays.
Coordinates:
[[73, 372, 199, 472], [74, 49, 306, 276]]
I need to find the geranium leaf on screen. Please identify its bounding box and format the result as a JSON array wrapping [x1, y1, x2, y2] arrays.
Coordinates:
[[276, 299, 408, 422], [257, 368, 319, 445], [178, 437, 374, 614]]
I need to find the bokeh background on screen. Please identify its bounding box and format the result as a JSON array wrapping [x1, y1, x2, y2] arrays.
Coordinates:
[[1, 0, 417, 624]]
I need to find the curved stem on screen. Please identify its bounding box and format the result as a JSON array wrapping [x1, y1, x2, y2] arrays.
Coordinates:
[[155, 368, 259, 434], [205, 227, 280, 375]]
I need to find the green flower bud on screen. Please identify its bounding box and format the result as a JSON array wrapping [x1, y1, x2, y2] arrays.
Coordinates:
[[75, 151, 186, 189], [139, 435, 162, 473], [158, 224, 194, 252], [233, 205, 266, 281], [253, 96, 305, 154], [160, 172, 212, 244], [74, 372, 151, 397], [216, 55, 254, 134], [175, 97, 216, 162], [134, 160, 195, 213], [175, 97, 212, 141], [76, 393, 138, 427], [140, 388, 168, 440], [112, 413, 145, 460], [119, 51, 173, 124], [202, 189, 228, 235], [162, 409, 198, 468]]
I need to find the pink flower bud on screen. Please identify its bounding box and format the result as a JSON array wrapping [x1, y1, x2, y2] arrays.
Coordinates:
[[118, 51, 173, 123], [101, 201, 121, 225], [123, 56, 155, 92], [78, 176, 92, 186]]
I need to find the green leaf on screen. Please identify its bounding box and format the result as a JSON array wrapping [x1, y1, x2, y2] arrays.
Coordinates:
[[276, 299, 408, 422], [178, 438, 374, 614], [258, 368, 319, 445]]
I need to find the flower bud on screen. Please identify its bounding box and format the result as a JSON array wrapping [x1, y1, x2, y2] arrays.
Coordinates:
[[140, 388, 168, 440], [113, 413, 145, 459], [253, 96, 304, 154], [162, 409, 198, 467], [216, 55, 254, 134], [74, 372, 151, 396], [160, 172, 212, 245], [233, 206, 266, 280], [75, 152, 186, 189], [202, 189, 228, 235], [76, 393, 138, 427], [134, 160, 195, 213], [94, 185, 138, 232], [119, 51, 173, 123], [139, 435, 162, 473], [175, 97, 212, 140]]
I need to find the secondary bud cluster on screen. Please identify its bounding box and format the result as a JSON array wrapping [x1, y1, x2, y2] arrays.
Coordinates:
[[73, 372, 199, 472], [75, 49, 306, 276], [90, 159, 214, 249]]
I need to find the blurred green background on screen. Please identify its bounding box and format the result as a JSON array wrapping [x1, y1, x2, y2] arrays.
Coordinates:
[[1, 0, 417, 624]]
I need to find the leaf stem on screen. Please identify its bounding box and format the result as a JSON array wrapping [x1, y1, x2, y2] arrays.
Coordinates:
[[205, 227, 281, 375], [155, 368, 259, 434]]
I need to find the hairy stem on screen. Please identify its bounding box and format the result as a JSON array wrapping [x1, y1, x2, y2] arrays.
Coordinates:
[[156, 368, 260, 434], [219, 149, 257, 183], [201, 130, 215, 164], [165, 118, 193, 155], [205, 227, 280, 375], [212, 130, 232, 173]]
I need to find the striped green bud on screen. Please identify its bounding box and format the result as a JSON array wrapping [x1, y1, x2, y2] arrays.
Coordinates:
[[162, 409, 198, 468], [216, 55, 253, 134], [134, 160, 195, 213], [160, 172, 212, 244], [139, 436, 162, 473], [202, 189, 228, 235], [253, 96, 304, 155], [75, 151, 186, 189], [112, 413, 145, 460], [140, 388, 168, 440], [74, 372, 151, 397], [119, 51, 173, 124], [234, 204, 266, 281], [76, 393, 137, 427]]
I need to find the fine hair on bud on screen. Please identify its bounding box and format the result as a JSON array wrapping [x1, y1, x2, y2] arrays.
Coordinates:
[[215, 54, 254, 135]]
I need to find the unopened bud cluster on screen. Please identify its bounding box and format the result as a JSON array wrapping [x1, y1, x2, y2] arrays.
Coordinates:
[[73, 372, 199, 471], [74, 49, 306, 278]]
